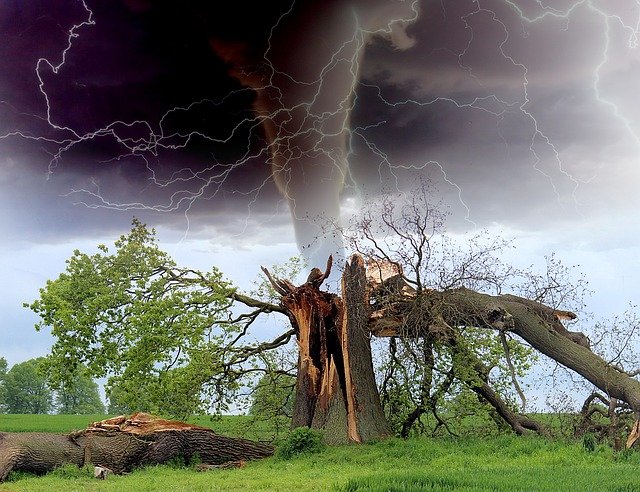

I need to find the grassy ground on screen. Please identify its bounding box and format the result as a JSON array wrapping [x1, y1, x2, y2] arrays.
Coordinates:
[[0, 414, 110, 433], [0, 414, 285, 442], [2, 415, 640, 491]]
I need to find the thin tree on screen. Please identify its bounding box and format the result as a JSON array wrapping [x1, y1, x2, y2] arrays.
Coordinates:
[[0, 358, 7, 413], [3, 359, 52, 414]]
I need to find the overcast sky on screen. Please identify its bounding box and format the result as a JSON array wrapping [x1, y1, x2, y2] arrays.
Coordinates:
[[1, 0, 639, 374]]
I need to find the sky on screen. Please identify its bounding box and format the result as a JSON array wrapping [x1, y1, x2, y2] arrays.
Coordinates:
[[1, 0, 639, 383]]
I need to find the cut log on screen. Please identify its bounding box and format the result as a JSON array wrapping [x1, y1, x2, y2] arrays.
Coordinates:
[[0, 413, 273, 481]]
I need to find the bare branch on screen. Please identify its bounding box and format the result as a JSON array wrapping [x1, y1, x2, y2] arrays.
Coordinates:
[[260, 266, 295, 296], [499, 332, 527, 412], [230, 292, 285, 314]]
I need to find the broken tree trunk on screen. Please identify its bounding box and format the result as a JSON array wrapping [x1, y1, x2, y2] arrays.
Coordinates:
[[265, 256, 390, 444], [0, 413, 274, 481]]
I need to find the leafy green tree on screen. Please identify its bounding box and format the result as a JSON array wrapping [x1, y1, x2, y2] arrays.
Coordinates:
[[4, 358, 53, 414], [55, 368, 105, 414], [105, 382, 135, 415], [26, 219, 288, 418]]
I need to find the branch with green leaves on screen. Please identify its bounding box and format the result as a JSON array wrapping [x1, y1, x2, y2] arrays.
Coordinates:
[[25, 219, 294, 418]]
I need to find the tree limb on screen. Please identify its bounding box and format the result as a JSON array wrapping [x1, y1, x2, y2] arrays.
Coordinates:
[[230, 292, 286, 314], [499, 331, 527, 412], [369, 286, 640, 416]]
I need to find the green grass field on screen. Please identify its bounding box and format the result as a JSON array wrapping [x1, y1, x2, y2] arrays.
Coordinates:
[[2, 414, 640, 491], [0, 414, 287, 441]]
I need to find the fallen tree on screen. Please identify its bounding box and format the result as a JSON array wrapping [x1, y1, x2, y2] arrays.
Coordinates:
[[262, 253, 640, 443], [367, 282, 640, 415], [0, 413, 273, 481], [264, 256, 550, 440]]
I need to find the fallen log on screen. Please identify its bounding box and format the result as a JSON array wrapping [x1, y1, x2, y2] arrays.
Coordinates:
[[0, 412, 274, 481]]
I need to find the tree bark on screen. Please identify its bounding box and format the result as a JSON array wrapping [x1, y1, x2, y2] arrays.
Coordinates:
[[448, 289, 640, 414], [0, 413, 273, 481], [269, 256, 391, 444], [322, 256, 391, 443]]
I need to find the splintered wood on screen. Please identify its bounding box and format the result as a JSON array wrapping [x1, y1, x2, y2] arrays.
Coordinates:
[[265, 255, 390, 444], [87, 412, 210, 435]]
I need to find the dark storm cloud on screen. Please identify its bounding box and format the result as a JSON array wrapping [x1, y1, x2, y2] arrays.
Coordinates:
[[1, 0, 639, 244], [1, 0, 286, 242], [350, 0, 640, 229]]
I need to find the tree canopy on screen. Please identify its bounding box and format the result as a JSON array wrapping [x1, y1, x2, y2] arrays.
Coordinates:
[[26, 219, 287, 418]]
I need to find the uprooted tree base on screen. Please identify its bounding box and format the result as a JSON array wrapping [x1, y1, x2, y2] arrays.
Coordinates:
[[0, 413, 274, 481], [264, 254, 640, 445]]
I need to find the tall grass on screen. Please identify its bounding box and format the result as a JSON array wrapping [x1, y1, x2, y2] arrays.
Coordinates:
[[2, 417, 640, 491]]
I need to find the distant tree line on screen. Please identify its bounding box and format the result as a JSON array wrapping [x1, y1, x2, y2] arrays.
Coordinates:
[[0, 353, 277, 416], [0, 357, 104, 414]]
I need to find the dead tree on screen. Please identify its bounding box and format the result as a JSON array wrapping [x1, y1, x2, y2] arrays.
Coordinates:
[[0, 413, 273, 481]]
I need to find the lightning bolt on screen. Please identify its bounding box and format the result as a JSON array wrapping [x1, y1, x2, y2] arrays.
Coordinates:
[[2, 0, 639, 252], [499, 0, 640, 197], [36, 0, 95, 139], [4, 2, 284, 240], [350, 0, 640, 226], [4, 1, 384, 248]]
